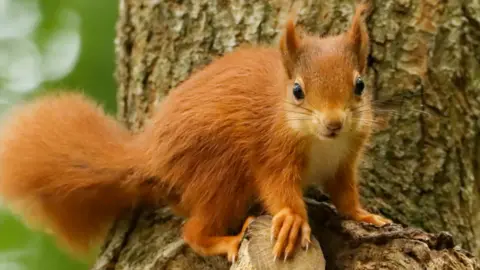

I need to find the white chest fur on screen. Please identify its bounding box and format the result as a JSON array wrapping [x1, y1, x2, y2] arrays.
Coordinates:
[[302, 135, 351, 186]]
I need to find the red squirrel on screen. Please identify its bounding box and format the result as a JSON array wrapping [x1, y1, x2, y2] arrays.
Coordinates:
[[0, 2, 391, 263]]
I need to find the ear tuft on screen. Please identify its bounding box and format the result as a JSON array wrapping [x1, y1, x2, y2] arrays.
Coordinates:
[[279, 6, 302, 78], [347, 1, 372, 74]]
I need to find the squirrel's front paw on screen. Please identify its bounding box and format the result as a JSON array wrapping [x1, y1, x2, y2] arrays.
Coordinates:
[[271, 208, 311, 261], [354, 208, 392, 226]]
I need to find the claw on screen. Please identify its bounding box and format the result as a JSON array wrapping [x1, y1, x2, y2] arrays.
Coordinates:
[[273, 255, 277, 262], [355, 208, 393, 226], [271, 208, 312, 262], [232, 255, 236, 264]]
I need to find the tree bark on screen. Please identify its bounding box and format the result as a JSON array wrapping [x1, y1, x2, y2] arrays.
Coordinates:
[[91, 190, 478, 269], [99, 0, 480, 268]]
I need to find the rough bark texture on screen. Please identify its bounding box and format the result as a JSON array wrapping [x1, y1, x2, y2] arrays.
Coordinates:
[[100, 0, 480, 268], [92, 190, 478, 269]]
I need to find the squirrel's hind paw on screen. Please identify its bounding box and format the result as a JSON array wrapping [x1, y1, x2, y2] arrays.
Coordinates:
[[354, 208, 392, 226]]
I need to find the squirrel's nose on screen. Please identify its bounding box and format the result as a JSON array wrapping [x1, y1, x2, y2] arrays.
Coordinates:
[[325, 120, 343, 132]]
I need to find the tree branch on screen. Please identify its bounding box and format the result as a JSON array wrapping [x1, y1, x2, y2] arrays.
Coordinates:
[[91, 189, 479, 270]]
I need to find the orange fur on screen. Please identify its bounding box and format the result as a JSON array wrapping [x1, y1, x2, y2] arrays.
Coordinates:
[[0, 1, 389, 263], [0, 93, 144, 253]]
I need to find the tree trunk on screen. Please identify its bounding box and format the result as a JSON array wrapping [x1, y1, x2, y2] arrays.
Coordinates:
[[98, 0, 480, 268]]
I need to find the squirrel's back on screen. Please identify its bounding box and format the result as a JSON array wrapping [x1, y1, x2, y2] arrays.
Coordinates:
[[0, 92, 141, 253], [135, 47, 297, 225]]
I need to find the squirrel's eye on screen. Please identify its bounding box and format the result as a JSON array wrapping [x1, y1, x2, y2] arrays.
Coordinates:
[[354, 77, 365, 96], [293, 82, 305, 100]]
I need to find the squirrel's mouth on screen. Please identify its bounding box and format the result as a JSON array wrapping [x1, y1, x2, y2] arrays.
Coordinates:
[[324, 132, 338, 138], [315, 131, 340, 140]]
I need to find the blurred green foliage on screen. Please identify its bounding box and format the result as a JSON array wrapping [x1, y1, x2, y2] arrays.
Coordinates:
[[0, 0, 118, 269]]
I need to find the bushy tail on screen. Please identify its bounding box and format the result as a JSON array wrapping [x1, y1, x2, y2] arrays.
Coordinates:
[[0, 92, 143, 255]]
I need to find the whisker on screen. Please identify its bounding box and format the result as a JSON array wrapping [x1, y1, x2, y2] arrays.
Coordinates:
[[408, 108, 431, 117], [283, 100, 313, 113], [353, 108, 401, 116], [352, 123, 379, 130], [352, 107, 399, 114], [370, 97, 413, 106], [351, 117, 382, 123], [285, 118, 310, 122], [354, 107, 430, 117], [351, 119, 384, 126], [371, 108, 400, 113], [374, 91, 421, 102], [283, 110, 312, 117], [285, 116, 312, 120], [352, 92, 421, 111], [352, 100, 399, 111]]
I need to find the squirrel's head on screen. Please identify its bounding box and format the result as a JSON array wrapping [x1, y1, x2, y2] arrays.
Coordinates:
[[281, 3, 372, 141]]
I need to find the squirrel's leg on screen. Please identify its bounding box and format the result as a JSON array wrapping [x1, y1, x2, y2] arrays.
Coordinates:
[[182, 215, 255, 263], [325, 160, 392, 226], [258, 174, 311, 260]]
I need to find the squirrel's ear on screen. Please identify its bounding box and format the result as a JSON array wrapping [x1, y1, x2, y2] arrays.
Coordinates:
[[279, 14, 301, 78], [347, 2, 371, 74]]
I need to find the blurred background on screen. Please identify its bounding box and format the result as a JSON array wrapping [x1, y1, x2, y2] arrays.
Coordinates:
[[0, 0, 117, 269]]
